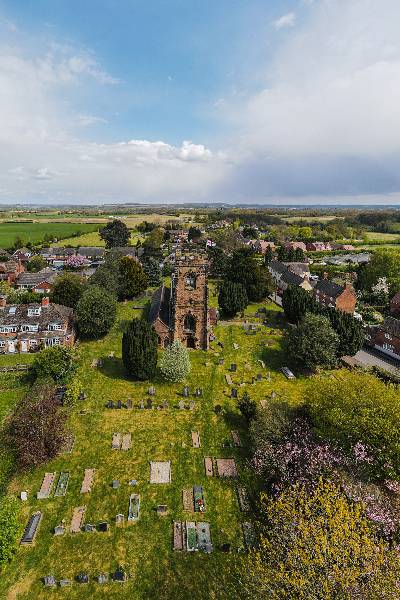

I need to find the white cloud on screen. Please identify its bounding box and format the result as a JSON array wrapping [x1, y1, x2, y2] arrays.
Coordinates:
[[273, 12, 296, 30]]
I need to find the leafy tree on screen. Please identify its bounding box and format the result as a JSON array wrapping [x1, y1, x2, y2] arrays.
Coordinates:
[[325, 307, 364, 356], [226, 248, 274, 302], [239, 480, 400, 600], [32, 346, 77, 383], [51, 273, 86, 308], [207, 246, 228, 277], [89, 249, 122, 295], [0, 498, 20, 567], [160, 340, 191, 382], [188, 226, 202, 241], [143, 257, 162, 287], [285, 313, 339, 371], [142, 227, 164, 253], [118, 256, 148, 299], [307, 372, 400, 479], [100, 219, 130, 248], [12, 235, 25, 251], [26, 255, 46, 272], [14, 290, 42, 305], [242, 226, 259, 239], [264, 246, 274, 263], [238, 391, 257, 423], [8, 381, 67, 469], [122, 318, 158, 380], [76, 286, 117, 338], [357, 248, 400, 295], [218, 281, 248, 317], [282, 285, 313, 324]]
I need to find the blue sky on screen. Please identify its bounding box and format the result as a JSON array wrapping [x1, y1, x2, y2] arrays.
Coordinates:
[[0, 0, 399, 204]]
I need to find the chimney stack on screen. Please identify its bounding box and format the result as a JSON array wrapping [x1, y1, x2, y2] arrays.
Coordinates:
[[0, 296, 6, 308], [323, 272, 328, 280], [41, 296, 50, 308]]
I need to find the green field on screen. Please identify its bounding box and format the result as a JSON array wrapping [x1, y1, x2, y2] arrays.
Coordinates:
[[363, 232, 400, 242], [59, 230, 144, 248], [0, 223, 100, 250], [0, 294, 311, 599]]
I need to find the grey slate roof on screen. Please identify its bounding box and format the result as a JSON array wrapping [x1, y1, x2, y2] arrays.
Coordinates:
[[281, 270, 304, 286], [315, 279, 344, 299], [148, 285, 171, 328], [0, 302, 73, 327], [17, 269, 57, 286], [77, 247, 105, 257], [269, 260, 287, 274]]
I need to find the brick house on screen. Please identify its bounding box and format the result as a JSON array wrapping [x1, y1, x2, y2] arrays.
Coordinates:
[[313, 277, 356, 314], [16, 268, 58, 293], [390, 292, 400, 317], [268, 260, 312, 296], [284, 242, 307, 252], [366, 317, 400, 361], [0, 259, 25, 285], [12, 247, 32, 263], [253, 240, 275, 254], [0, 296, 75, 353], [306, 242, 332, 252]]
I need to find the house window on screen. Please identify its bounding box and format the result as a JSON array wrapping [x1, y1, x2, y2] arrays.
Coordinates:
[[384, 333, 393, 340], [0, 325, 17, 333], [27, 307, 41, 317], [48, 323, 63, 331], [383, 343, 395, 352], [0, 341, 5, 347], [21, 324, 39, 332]]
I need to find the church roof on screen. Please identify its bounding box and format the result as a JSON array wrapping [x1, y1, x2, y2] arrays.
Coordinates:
[[148, 285, 171, 328]]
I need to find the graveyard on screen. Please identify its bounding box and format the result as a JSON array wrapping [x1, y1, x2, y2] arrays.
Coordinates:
[[0, 297, 309, 599]]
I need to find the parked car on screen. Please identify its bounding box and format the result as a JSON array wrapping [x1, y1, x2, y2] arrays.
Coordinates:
[[281, 366, 295, 379]]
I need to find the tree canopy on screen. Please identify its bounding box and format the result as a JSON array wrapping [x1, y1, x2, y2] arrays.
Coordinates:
[[122, 318, 158, 380], [218, 281, 248, 317], [100, 219, 130, 248], [284, 313, 339, 371], [51, 272, 87, 308], [226, 248, 274, 302], [118, 256, 148, 299], [32, 345, 77, 383], [239, 480, 400, 600], [75, 286, 117, 338], [357, 248, 400, 295], [159, 340, 191, 382]]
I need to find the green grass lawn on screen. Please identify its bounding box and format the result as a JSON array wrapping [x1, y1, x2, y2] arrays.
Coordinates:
[[0, 223, 100, 250], [59, 230, 144, 248], [363, 232, 400, 242], [0, 298, 310, 599]]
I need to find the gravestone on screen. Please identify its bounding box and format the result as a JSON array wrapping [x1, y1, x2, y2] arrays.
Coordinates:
[[230, 364, 237, 372], [146, 399, 153, 409], [112, 480, 120, 489], [219, 358, 225, 365], [106, 400, 114, 409], [139, 400, 145, 409], [76, 573, 89, 584], [98, 573, 108, 584], [157, 504, 168, 516], [117, 400, 122, 409], [266, 372, 271, 381], [178, 400, 185, 410], [148, 386, 156, 396], [98, 521, 109, 532], [54, 525, 65, 536], [189, 401, 195, 410], [20, 491, 28, 501], [271, 391, 277, 399], [257, 373, 263, 381], [113, 567, 127, 582], [115, 514, 124, 525], [231, 388, 238, 399], [126, 399, 133, 409], [84, 523, 96, 533], [195, 388, 202, 397], [183, 386, 190, 398], [43, 576, 56, 587], [129, 479, 137, 486], [78, 391, 86, 401], [59, 580, 71, 587], [162, 399, 169, 409]]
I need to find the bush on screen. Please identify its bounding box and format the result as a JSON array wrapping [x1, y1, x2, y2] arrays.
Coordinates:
[[0, 497, 20, 567], [76, 286, 117, 339], [8, 381, 67, 469], [122, 319, 158, 380], [160, 341, 191, 382], [32, 346, 77, 383]]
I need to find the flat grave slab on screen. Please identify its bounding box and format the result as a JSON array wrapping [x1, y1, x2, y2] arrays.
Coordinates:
[[191, 431, 201, 448], [182, 488, 194, 511], [204, 457, 214, 477], [37, 472, 56, 500], [121, 433, 132, 451], [80, 469, 95, 494], [70, 506, 85, 533], [216, 458, 238, 478], [231, 431, 242, 447], [150, 461, 171, 484]]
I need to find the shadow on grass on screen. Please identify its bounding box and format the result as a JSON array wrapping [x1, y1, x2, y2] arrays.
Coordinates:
[[260, 346, 286, 370], [97, 357, 127, 381]]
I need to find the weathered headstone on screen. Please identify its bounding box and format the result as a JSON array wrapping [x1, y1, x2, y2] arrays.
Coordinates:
[[178, 400, 185, 410], [189, 400, 195, 410], [54, 525, 65, 536], [84, 523, 95, 533], [195, 388, 202, 397], [148, 386, 156, 396], [115, 514, 124, 526], [257, 373, 263, 381], [98, 573, 108, 584], [162, 399, 169, 409], [139, 399, 145, 409], [20, 491, 28, 501], [126, 399, 133, 409], [112, 480, 120, 489], [231, 388, 238, 399], [183, 386, 190, 398], [219, 358, 225, 365], [98, 521, 109, 532], [117, 400, 122, 409], [147, 398, 153, 409]]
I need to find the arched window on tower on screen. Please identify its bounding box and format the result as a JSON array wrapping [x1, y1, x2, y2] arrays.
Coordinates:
[[183, 313, 196, 332], [184, 272, 197, 290]]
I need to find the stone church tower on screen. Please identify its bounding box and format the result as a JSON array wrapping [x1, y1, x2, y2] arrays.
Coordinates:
[[170, 253, 209, 350]]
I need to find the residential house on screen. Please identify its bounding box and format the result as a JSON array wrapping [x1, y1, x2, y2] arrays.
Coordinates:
[[306, 242, 332, 252], [12, 247, 32, 263], [77, 247, 106, 261], [0, 296, 75, 353], [16, 268, 58, 294], [252, 240, 275, 254], [268, 260, 312, 296], [0, 260, 24, 285], [313, 277, 356, 314], [168, 230, 189, 244], [0, 248, 11, 260], [40, 247, 76, 267], [284, 242, 307, 252], [366, 317, 400, 361], [331, 243, 356, 251]]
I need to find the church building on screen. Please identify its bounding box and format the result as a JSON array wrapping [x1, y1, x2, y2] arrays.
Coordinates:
[[149, 252, 210, 350]]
